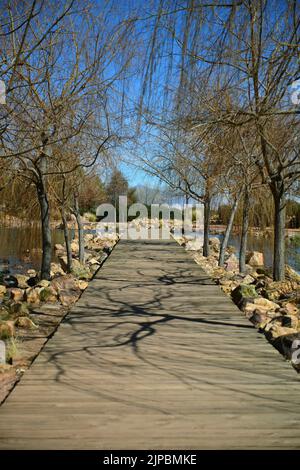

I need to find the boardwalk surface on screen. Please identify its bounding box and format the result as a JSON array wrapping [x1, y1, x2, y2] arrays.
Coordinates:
[[0, 239, 300, 449]]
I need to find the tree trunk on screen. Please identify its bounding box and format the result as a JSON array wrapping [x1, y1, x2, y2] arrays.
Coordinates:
[[219, 194, 240, 267], [74, 195, 85, 264], [36, 181, 52, 280], [203, 196, 211, 257], [272, 190, 286, 281], [61, 207, 72, 273], [239, 188, 250, 273]]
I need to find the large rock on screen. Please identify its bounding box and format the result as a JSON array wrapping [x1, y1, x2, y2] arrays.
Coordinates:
[[285, 265, 300, 283], [71, 240, 79, 253], [224, 253, 238, 272], [253, 297, 280, 310], [248, 310, 269, 328], [51, 274, 77, 292], [279, 301, 299, 316], [59, 289, 81, 307], [185, 239, 202, 251], [15, 274, 30, 289], [37, 280, 50, 288], [209, 237, 221, 247], [0, 321, 14, 339], [14, 317, 37, 329], [76, 280, 89, 291], [71, 260, 91, 280], [0, 285, 7, 296], [50, 263, 65, 277], [265, 280, 299, 301], [246, 251, 264, 267], [264, 321, 297, 339], [39, 286, 57, 303], [54, 244, 65, 253], [231, 284, 258, 307], [273, 333, 300, 370]]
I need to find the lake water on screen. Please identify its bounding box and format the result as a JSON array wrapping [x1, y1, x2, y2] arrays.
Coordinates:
[[0, 226, 299, 275], [227, 232, 300, 273]]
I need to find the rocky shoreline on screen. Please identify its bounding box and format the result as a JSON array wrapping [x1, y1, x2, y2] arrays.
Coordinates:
[[174, 234, 300, 372], [0, 231, 118, 404]]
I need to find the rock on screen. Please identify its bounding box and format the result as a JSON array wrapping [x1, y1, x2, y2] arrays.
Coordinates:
[[50, 263, 65, 277], [76, 280, 89, 291], [59, 289, 81, 307], [246, 251, 264, 267], [0, 321, 15, 339], [58, 256, 70, 272], [54, 244, 65, 252], [15, 274, 30, 289], [39, 286, 57, 303], [71, 240, 79, 252], [9, 288, 24, 302], [9, 302, 30, 318], [51, 274, 77, 292], [224, 253, 238, 272], [281, 315, 299, 329], [264, 322, 297, 339], [0, 285, 6, 296], [89, 265, 99, 274], [285, 265, 300, 283], [273, 333, 300, 369], [25, 287, 41, 305], [71, 260, 91, 280], [248, 310, 269, 328], [265, 280, 299, 301], [256, 267, 270, 276], [2, 275, 18, 288], [185, 239, 202, 251], [27, 269, 37, 278], [37, 280, 50, 288], [279, 301, 299, 316], [27, 276, 38, 287], [231, 284, 258, 307], [241, 274, 255, 285], [84, 234, 94, 242], [253, 297, 280, 310], [88, 257, 101, 266], [209, 237, 220, 247], [14, 317, 37, 329]]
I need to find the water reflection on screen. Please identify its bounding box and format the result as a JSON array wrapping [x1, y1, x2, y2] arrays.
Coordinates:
[[0, 226, 67, 274]]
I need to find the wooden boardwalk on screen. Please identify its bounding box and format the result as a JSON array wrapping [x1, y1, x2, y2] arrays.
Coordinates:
[[0, 238, 300, 449]]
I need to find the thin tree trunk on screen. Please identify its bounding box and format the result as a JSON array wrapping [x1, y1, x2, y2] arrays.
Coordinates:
[[37, 181, 52, 280], [203, 196, 211, 257], [74, 195, 85, 264], [239, 188, 250, 273], [219, 194, 241, 267], [61, 206, 72, 272], [272, 190, 286, 281]]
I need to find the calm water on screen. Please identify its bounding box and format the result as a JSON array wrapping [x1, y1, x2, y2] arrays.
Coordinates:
[[0, 226, 299, 275], [0, 226, 67, 275], [227, 232, 300, 273]]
